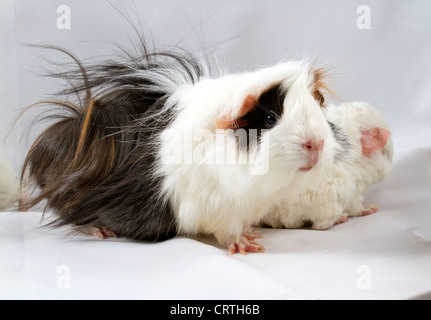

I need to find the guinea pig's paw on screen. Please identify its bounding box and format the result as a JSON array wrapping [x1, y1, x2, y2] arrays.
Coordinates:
[[78, 225, 118, 239], [228, 232, 265, 255], [332, 215, 349, 226], [243, 231, 263, 241], [360, 205, 379, 216], [312, 215, 348, 230], [93, 227, 118, 239]]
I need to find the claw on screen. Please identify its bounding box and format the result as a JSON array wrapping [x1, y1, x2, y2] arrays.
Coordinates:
[[361, 205, 379, 216], [78, 225, 117, 239], [243, 231, 263, 240], [94, 227, 117, 239], [228, 231, 265, 255], [334, 215, 348, 225]]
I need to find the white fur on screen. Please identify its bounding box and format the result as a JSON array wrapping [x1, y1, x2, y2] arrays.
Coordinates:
[[261, 102, 393, 230], [0, 148, 19, 211], [158, 61, 336, 246]]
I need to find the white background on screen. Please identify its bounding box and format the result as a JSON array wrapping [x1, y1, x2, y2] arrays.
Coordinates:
[[0, 0, 430, 299], [1, 0, 431, 167]]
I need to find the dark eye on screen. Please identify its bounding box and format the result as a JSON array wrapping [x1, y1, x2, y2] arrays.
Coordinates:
[[265, 112, 277, 128]]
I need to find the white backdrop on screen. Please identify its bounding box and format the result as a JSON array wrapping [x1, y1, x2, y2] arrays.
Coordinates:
[[1, 0, 430, 300], [1, 0, 431, 166]]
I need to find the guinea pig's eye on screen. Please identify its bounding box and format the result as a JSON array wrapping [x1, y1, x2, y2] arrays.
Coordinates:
[[265, 112, 277, 128]]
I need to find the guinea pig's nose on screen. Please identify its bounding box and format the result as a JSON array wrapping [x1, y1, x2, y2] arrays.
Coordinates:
[[301, 139, 325, 171], [302, 139, 324, 152]]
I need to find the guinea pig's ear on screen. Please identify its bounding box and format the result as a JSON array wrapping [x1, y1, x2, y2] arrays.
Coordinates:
[[312, 66, 332, 108], [360, 128, 390, 155], [216, 94, 257, 130]]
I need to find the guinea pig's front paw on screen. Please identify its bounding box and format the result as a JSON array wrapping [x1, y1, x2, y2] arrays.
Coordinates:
[[333, 215, 349, 225], [312, 214, 348, 230], [228, 231, 265, 255]]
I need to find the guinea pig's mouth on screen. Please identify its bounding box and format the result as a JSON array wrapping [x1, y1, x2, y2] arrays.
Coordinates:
[[300, 166, 314, 172]]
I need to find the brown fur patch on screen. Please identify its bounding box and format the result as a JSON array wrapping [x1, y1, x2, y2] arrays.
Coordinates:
[[312, 66, 334, 108], [216, 94, 257, 130]]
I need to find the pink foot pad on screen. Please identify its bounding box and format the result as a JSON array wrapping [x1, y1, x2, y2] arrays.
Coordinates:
[[79, 225, 118, 239], [228, 231, 264, 255], [361, 205, 379, 216], [93, 227, 117, 239]]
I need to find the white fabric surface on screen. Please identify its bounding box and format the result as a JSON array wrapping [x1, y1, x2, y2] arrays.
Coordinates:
[[1, 0, 431, 300]]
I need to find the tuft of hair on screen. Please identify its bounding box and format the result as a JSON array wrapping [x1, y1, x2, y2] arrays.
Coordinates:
[[310, 64, 337, 108], [20, 43, 216, 241]]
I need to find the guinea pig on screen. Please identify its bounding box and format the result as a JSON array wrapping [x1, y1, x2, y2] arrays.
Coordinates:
[[0, 148, 20, 211], [261, 102, 393, 230], [21, 42, 337, 254]]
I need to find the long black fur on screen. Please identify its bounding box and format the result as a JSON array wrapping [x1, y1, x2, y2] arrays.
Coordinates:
[[22, 43, 211, 241]]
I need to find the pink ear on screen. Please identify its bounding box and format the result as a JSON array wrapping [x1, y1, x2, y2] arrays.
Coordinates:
[[216, 94, 256, 129], [360, 128, 390, 155]]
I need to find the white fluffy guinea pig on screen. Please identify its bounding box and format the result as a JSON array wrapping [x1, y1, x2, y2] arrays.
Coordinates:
[[21, 43, 338, 254], [161, 61, 338, 253], [261, 102, 393, 230]]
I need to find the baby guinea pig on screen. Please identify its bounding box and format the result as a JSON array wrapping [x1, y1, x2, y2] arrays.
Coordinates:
[[261, 102, 393, 230], [21, 43, 337, 254]]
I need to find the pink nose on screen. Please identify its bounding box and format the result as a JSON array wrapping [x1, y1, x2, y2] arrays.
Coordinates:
[[302, 140, 324, 152], [301, 139, 324, 170]]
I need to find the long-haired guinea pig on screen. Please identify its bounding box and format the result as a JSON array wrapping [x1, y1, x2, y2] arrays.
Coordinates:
[[0, 148, 20, 211], [21, 41, 336, 254], [261, 102, 393, 230]]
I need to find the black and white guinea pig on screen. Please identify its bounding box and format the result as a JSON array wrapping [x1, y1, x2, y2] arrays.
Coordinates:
[[22, 42, 337, 254], [261, 102, 393, 230]]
